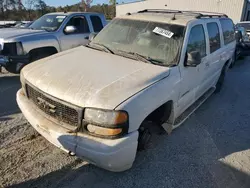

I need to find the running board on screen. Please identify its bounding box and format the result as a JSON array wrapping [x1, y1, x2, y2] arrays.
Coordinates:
[[162, 87, 215, 134], [173, 87, 215, 129]]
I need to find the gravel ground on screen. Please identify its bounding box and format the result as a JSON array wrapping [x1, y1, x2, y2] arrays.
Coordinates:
[[0, 58, 250, 188]]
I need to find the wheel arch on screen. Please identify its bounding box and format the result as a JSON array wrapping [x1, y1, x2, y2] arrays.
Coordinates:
[[139, 100, 175, 130], [29, 46, 58, 61]]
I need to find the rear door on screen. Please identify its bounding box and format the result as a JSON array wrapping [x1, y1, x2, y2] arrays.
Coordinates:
[[89, 15, 104, 33], [219, 19, 236, 62], [59, 15, 90, 51], [197, 21, 223, 96]]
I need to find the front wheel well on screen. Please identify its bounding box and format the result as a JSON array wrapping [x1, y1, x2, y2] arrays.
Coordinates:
[[142, 101, 173, 127], [29, 47, 58, 62]]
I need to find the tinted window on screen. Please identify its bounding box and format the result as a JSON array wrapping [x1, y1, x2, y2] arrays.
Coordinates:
[[90, 16, 103, 32], [207, 22, 221, 53], [66, 16, 90, 34], [220, 19, 235, 45], [187, 25, 206, 58]]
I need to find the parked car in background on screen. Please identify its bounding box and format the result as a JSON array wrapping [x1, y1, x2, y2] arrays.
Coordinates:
[[17, 9, 235, 172], [234, 25, 250, 62], [14, 21, 34, 29], [0, 12, 106, 73], [236, 21, 250, 39]]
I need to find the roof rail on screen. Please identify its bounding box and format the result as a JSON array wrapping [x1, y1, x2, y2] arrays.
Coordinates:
[[138, 9, 183, 14], [137, 9, 228, 19]]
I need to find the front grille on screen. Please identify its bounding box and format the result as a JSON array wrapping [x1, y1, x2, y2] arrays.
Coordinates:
[[26, 84, 80, 126]]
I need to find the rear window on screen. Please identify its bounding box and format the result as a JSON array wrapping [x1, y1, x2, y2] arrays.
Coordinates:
[[207, 22, 221, 53], [220, 19, 235, 45], [90, 16, 103, 32]]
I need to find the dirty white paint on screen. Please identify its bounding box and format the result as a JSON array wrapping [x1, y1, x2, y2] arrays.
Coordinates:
[[22, 46, 170, 110]]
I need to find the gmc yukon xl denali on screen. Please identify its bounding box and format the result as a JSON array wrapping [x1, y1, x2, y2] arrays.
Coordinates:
[[17, 9, 236, 172], [0, 12, 106, 73]]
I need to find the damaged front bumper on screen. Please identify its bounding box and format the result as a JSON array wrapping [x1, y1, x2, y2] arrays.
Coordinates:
[[16, 89, 138, 172]]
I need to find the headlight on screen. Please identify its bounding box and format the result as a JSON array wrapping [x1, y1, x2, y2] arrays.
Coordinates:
[[16, 42, 24, 55], [84, 108, 128, 125], [83, 108, 129, 138]]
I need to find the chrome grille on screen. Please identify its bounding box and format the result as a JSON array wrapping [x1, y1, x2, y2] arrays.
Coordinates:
[[26, 84, 80, 126]]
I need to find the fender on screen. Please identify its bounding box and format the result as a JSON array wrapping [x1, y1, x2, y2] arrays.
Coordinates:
[[9, 34, 61, 55], [115, 67, 181, 133]]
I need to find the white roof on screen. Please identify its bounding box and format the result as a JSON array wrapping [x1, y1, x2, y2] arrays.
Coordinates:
[[119, 11, 228, 26]]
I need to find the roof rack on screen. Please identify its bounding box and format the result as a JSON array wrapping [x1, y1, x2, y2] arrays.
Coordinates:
[[137, 9, 228, 19]]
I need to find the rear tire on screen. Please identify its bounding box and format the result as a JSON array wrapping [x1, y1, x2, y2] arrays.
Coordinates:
[[229, 51, 236, 69], [215, 66, 226, 93]]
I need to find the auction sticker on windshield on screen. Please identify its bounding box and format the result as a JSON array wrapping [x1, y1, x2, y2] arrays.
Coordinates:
[[153, 27, 174, 38], [56, 16, 66, 19]]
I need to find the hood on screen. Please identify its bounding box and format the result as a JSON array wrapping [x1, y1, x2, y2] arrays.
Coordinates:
[[23, 46, 170, 109], [0, 28, 48, 41]]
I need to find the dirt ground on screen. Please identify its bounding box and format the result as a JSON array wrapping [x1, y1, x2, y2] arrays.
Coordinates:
[[0, 58, 250, 188]]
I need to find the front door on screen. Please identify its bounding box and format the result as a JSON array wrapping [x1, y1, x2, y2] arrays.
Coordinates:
[[59, 16, 90, 51], [177, 23, 207, 116]]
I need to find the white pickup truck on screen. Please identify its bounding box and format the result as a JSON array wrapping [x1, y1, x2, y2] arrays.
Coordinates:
[[0, 12, 106, 73], [17, 9, 236, 172]]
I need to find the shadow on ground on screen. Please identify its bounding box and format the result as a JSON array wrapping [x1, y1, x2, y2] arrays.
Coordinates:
[[0, 75, 21, 118]]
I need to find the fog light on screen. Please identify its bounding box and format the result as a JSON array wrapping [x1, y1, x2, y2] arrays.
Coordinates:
[[87, 124, 122, 136]]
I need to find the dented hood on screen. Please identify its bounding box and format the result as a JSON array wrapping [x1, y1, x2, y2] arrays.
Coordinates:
[[23, 46, 170, 109]]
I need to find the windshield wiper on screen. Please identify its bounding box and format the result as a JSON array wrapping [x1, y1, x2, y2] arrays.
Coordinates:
[[87, 42, 114, 54], [117, 50, 165, 66]]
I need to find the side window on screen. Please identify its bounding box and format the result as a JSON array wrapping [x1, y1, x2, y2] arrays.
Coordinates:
[[90, 16, 103, 32], [65, 16, 90, 34], [220, 19, 235, 45], [187, 24, 206, 58], [207, 22, 221, 53]]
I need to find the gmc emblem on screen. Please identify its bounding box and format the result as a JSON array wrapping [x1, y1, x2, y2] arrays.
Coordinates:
[[37, 97, 56, 113]]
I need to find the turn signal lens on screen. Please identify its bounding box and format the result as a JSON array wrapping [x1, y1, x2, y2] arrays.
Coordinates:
[[87, 124, 122, 136]]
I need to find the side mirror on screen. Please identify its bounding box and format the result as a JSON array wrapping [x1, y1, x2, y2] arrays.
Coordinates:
[[64, 26, 77, 34], [235, 30, 243, 42], [185, 51, 202, 67], [89, 33, 97, 41]]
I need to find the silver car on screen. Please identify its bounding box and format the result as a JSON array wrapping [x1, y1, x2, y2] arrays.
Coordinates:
[[0, 12, 107, 73]]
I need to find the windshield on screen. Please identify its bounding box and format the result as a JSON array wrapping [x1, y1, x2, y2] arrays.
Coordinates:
[[237, 23, 250, 31], [91, 18, 185, 66], [29, 15, 67, 31]]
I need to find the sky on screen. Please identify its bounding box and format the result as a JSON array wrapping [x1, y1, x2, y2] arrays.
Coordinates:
[[43, 0, 135, 7]]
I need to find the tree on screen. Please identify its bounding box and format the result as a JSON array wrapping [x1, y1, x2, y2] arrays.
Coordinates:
[[81, 0, 92, 12], [35, 0, 47, 16], [25, 0, 37, 20], [109, 0, 116, 5], [109, 0, 116, 17]]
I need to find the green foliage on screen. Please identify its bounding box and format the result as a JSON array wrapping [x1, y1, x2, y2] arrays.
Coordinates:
[[0, 1, 115, 21]]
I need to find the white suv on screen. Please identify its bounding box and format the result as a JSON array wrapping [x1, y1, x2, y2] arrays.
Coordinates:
[[17, 9, 236, 172]]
